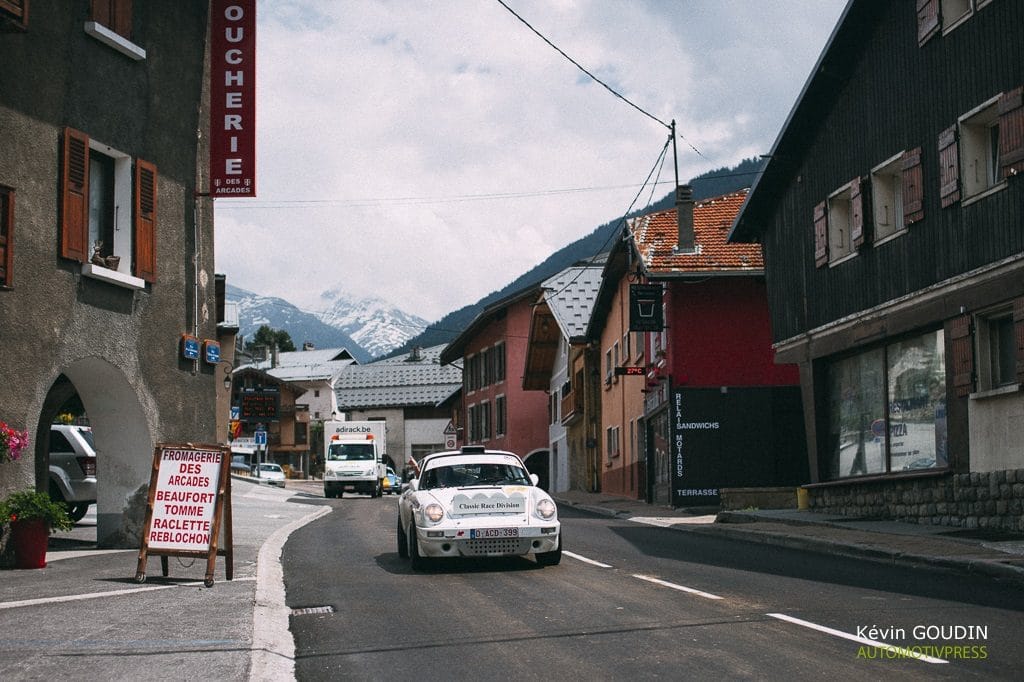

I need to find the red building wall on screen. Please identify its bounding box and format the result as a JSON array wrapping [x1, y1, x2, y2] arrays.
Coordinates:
[[462, 298, 549, 459], [665, 277, 798, 387]]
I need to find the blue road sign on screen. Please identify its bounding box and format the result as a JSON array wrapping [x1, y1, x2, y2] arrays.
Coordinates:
[[254, 429, 267, 446]]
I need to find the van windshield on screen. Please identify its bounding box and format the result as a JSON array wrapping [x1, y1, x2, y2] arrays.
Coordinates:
[[327, 443, 375, 461]]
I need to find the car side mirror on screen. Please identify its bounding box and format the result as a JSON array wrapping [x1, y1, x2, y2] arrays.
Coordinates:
[[404, 479, 418, 493], [530, 473, 539, 486]]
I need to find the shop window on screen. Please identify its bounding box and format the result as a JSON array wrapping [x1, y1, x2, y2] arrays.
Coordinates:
[[826, 329, 947, 479]]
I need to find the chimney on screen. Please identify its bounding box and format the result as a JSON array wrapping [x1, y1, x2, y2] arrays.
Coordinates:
[[675, 184, 696, 254], [271, 344, 279, 368], [303, 341, 316, 351]]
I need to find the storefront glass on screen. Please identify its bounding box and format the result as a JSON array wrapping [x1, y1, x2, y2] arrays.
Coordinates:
[[826, 329, 947, 479]]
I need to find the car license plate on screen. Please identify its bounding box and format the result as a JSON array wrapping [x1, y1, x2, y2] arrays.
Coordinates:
[[471, 528, 519, 539]]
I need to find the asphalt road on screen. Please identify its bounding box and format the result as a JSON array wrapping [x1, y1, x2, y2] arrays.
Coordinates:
[[283, 495, 1024, 681]]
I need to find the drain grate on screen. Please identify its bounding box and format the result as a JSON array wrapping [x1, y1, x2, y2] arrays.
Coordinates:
[[290, 605, 335, 616]]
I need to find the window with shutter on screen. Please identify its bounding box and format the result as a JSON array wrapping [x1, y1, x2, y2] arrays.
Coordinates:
[[950, 314, 974, 397], [826, 182, 857, 263], [134, 159, 157, 282], [59, 127, 153, 290], [870, 152, 906, 243], [917, 0, 940, 46], [1015, 298, 1024, 384], [998, 86, 1024, 178], [0, 185, 13, 287], [90, 0, 131, 39], [901, 147, 924, 225], [61, 128, 90, 263], [0, 0, 28, 29], [813, 201, 827, 268], [938, 126, 960, 207], [850, 176, 866, 249]]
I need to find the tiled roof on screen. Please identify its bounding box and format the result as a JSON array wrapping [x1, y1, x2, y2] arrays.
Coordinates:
[[632, 189, 763, 274], [542, 265, 603, 339], [335, 344, 461, 409]]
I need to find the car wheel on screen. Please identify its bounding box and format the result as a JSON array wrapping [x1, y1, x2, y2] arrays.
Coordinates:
[[338, 489, 344, 499], [409, 525, 427, 571], [68, 503, 90, 523], [536, 533, 562, 567], [397, 517, 408, 558]]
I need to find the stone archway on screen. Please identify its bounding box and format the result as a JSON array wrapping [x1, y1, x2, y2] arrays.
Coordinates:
[[523, 449, 550, 492], [41, 358, 154, 548]]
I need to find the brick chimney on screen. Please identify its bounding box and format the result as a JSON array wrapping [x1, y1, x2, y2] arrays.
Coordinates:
[[675, 184, 696, 254]]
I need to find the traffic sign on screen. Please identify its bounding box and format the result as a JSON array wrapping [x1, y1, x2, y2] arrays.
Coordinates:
[[254, 429, 267, 446]]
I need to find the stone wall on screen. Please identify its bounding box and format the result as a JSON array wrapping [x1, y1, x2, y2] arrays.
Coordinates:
[[808, 470, 1024, 532]]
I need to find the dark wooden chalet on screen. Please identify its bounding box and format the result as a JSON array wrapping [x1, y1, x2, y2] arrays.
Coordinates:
[[730, 0, 1024, 530]]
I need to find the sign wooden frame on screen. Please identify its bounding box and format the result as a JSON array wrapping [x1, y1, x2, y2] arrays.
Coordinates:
[[133, 442, 233, 587]]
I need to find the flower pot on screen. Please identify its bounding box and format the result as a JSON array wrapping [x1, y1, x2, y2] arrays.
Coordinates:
[[10, 518, 49, 569]]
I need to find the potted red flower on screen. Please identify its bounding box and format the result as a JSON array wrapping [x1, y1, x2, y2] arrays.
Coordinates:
[[1, 490, 74, 569]]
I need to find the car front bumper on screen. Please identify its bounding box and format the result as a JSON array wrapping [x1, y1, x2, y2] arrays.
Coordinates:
[[415, 523, 560, 558]]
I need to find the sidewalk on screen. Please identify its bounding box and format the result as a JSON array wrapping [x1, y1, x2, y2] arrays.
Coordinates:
[[552, 489, 1024, 586]]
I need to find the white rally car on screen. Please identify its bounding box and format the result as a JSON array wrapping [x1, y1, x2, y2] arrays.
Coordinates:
[[397, 446, 561, 569]]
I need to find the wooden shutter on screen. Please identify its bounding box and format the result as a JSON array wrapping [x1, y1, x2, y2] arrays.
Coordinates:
[[91, 0, 132, 39], [0, 0, 29, 28], [133, 158, 157, 283], [0, 186, 12, 287], [950, 314, 974, 397], [813, 201, 828, 268], [917, 0, 940, 46], [938, 126, 960, 207], [61, 127, 90, 263], [998, 86, 1024, 178], [901, 147, 924, 225], [850, 176, 865, 249], [1014, 298, 1024, 384]]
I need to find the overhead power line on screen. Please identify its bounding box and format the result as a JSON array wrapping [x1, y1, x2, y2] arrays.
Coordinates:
[[495, 0, 706, 160], [495, 0, 669, 130]]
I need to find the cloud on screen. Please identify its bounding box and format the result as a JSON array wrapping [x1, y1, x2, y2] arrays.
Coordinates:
[[214, 0, 846, 322]]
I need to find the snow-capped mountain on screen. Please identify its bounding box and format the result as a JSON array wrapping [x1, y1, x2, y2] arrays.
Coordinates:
[[226, 284, 426, 362], [313, 288, 429, 359]]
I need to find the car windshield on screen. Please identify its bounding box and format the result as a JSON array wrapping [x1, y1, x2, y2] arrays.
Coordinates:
[[420, 462, 531, 489], [260, 464, 282, 473], [327, 443, 375, 461]]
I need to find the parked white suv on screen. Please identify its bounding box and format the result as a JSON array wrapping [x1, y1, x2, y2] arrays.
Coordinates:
[[48, 424, 97, 523]]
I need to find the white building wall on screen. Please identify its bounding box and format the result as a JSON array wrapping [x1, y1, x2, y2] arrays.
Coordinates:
[[548, 335, 570, 492]]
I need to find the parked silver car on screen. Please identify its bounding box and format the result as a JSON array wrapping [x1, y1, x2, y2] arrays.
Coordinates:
[[48, 424, 97, 523]]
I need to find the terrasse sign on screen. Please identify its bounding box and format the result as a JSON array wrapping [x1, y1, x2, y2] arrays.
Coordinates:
[[210, 1, 256, 197]]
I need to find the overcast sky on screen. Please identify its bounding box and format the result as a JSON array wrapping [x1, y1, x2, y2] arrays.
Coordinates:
[[213, 0, 848, 322]]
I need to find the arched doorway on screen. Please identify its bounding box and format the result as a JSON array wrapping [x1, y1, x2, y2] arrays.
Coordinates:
[[36, 359, 154, 548], [523, 449, 550, 492]]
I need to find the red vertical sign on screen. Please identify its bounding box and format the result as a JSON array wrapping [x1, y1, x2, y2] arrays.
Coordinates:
[[210, 1, 256, 197]]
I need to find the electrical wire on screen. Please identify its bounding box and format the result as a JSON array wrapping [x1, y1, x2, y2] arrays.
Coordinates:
[[495, 0, 669, 131], [495, 0, 706, 160]]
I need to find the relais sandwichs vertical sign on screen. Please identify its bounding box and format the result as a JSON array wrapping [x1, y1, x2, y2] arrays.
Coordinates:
[[210, 1, 256, 197]]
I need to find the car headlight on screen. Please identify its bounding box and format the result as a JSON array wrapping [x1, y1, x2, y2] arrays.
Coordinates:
[[536, 498, 556, 520], [423, 503, 444, 523]]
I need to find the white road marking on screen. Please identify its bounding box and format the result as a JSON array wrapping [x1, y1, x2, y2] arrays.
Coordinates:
[[631, 515, 717, 527], [563, 550, 613, 568], [632, 574, 723, 600], [0, 577, 257, 611], [767, 613, 948, 664]]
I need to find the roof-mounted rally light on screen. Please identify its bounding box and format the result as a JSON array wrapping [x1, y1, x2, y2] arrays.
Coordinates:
[[460, 445, 485, 454]]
